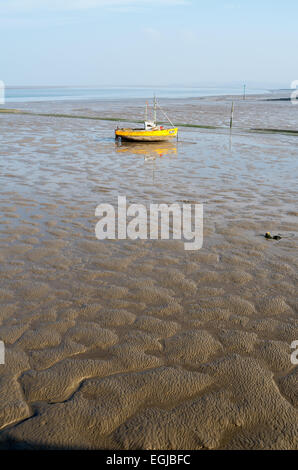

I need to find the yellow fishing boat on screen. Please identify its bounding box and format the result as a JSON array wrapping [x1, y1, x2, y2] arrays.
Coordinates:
[[115, 97, 178, 142]]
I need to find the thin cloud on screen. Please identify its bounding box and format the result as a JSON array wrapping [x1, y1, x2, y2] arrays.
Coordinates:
[[0, 0, 190, 13], [224, 3, 241, 9], [143, 27, 162, 40], [179, 29, 198, 43]]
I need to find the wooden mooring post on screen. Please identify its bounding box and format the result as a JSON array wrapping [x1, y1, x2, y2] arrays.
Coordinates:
[[230, 101, 234, 129]]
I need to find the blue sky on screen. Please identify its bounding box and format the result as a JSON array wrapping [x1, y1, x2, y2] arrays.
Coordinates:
[[0, 0, 297, 87]]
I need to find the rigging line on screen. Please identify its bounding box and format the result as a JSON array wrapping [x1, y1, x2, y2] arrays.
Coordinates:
[[156, 101, 175, 127]]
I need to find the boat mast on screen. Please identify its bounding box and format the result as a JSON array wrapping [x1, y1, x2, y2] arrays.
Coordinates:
[[145, 101, 148, 121]]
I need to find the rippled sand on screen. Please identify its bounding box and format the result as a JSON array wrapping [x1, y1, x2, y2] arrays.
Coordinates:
[[0, 96, 297, 450]]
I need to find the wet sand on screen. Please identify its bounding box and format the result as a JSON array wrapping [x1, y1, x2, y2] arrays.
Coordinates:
[[0, 95, 297, 449]]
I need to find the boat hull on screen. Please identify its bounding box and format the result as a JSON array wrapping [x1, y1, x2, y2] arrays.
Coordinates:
[[115, 128, 178, 142]]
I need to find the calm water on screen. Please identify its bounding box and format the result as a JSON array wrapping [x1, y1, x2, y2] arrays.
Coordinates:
[[5, 86, 268, 103]]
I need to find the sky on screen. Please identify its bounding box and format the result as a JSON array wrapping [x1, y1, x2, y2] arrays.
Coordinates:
[[0, 0, 297, 88]]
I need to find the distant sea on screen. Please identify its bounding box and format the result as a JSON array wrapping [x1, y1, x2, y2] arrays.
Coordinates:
[[4, 86, 268, 103]]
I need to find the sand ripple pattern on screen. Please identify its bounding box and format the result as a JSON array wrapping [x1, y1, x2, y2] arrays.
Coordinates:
[[0, 101, 297, 449]]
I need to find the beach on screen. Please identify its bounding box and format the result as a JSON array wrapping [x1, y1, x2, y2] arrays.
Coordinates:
[[0, 93, 297, 449]]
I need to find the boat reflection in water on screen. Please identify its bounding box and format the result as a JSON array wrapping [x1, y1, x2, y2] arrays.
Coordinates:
[[115, 141, 178, 161]]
